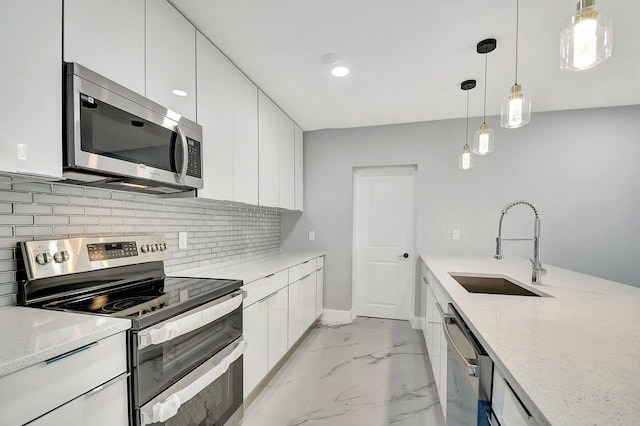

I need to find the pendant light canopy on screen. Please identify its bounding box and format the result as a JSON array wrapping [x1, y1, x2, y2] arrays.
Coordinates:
[[474, 39, 497, 156], [459, 79, 476, 170], [501, 0, 531, 129], [560, 0, 612, 71]]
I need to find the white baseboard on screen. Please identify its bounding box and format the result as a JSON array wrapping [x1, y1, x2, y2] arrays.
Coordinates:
[[409, 316, 423, 330], [320, 308, 355, 325]]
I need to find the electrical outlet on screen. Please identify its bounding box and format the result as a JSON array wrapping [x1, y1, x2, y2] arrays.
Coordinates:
[[308, 231, 315, 241], [17, 144, 27, 160], [452, 229, 461, 240], [179, 232, 188, 249]]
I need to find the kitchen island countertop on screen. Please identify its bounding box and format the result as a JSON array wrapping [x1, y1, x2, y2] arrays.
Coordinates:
[[421, 255, 640, 426]]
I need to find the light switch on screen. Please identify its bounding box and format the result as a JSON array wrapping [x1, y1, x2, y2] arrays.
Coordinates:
[[17, 144, 27, 160], [452, 229, 461, 240], [308, 231, 315, 241]]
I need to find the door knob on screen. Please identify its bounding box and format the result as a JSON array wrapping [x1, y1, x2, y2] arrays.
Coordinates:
[[399, 253, 409, 259]]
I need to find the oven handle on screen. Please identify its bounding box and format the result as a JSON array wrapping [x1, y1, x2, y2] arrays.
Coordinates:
[[138, 290, 245, 349], [140, 337, 247, 426]]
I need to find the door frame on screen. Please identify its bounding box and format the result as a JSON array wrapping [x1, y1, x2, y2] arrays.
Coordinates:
[[351, 165, 417, 320]]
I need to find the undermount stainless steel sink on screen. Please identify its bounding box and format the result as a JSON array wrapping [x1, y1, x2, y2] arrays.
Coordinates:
[[449, 274, 549, 297]]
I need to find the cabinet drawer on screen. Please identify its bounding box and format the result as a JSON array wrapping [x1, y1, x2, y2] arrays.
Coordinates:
[[27, 373, 129, 426], [243, 270, 288, 307], [316, 256, 324, 270], [289, 259, 315, 284], [0, 331, 127, 426]]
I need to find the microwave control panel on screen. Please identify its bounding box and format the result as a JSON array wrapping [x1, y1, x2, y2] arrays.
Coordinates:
[[186, 138, 202, 178]]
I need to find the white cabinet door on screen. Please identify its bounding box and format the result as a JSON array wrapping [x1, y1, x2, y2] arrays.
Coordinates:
[[428, 285, 441, 399], [316, 267, 324, 319], [303, 272, 317, 330], [267, 288, 289, 370], [279, 115, 295, 210], [294, 125, 304, 211], [287, 279, 304, 348], [64, 0, 145, 95], [27, 374, 129, 426], [196, 31, 234, 201], [233, 70, 259, 205], [145, 0, 196, 122], [243, 300, 269, 399], [0, 0, 62, 178], [258, 91, 281, 207]]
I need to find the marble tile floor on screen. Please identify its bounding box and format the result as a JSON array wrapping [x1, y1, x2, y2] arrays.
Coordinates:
[[227, 317, 446, 426]]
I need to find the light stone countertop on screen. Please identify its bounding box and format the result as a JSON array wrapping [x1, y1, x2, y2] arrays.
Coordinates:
[[0, 306, 131, 378], [421, 255, 640, 426], [175, 251, 326, 283]]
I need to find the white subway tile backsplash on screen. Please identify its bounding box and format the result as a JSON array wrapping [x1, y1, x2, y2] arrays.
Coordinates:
[[15, 226, 53, 236], [33, 193, 69, 205], [53, 205, 85, 215], [85, 188, 112, 199], [0, 177, 281, 306], [53, 184, 86, 196], [0, 190, 32, 203]]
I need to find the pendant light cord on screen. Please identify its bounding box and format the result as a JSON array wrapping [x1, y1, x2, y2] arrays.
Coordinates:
[[465, 90, 470, 145], [483, 53, 488, 123], [515, 0, 519, 84]]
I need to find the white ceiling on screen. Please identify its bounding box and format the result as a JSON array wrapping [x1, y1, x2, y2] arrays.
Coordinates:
[[170, 0, 640, 131]]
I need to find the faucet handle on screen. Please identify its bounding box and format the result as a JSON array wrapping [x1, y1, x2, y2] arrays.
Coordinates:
[[529, 258, 547, 275]]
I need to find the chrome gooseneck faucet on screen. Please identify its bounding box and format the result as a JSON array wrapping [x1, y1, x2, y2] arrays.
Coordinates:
[[494, 200, 546, 284]]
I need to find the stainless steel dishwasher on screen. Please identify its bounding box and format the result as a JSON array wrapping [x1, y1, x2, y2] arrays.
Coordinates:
[[443, 304, 493, 426]]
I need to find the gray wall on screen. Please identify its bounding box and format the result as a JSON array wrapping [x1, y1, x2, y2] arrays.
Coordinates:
[[0, 177, 280, 307], [281, 105, 640, 312]]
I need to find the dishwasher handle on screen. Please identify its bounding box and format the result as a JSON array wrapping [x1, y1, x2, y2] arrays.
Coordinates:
[[442, 317, 480, 377]]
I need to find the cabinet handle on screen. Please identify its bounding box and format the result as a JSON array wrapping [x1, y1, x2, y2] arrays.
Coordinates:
[[45, 341, 98, 364], [257, 291, 278, 304], [264, 273, 275, 278], [174, 124, 188, 185], [86, 372, 129, 396]]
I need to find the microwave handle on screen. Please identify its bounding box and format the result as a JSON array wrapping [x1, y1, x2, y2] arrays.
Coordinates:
[[175, 124, 189, 185]]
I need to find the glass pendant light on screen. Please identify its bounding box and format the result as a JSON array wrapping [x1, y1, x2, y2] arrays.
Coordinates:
[[474, 39, 497, 155], [560, 0, 612, 71], [501, 0, 531, 129], [458, 80, 476, 170]]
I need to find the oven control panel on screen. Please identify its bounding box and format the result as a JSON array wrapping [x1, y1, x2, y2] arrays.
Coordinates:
[[20, 235, 170, 281], [87, 241, 138, 261]]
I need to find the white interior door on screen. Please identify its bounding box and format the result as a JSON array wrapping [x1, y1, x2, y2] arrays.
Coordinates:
[[353, 166, 415, 320]]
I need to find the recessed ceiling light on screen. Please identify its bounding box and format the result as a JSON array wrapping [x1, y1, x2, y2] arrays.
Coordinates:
[[172, 89, 188, 97], [331, 66, 350, 77]]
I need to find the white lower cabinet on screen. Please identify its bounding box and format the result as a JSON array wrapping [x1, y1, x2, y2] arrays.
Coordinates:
[[267, 289, 289, 370], [242, 297, 269, 399], [242, 256, 323, 398], [316, 267, 324, 319], [28, 373, 128, 426], [492, 369, 537, 426], [287, 278, 304, 349], [0, 331, 128, 426], [423, 264, 449, 420]]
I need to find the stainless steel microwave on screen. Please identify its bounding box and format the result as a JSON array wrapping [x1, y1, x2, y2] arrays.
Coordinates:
[[63, 63, 203, 194]]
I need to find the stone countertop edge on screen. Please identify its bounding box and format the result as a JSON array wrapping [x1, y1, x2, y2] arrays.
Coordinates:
[[419, 254, 640, 426], [0, 306, 131, 379], [174, 251, 326, 283]]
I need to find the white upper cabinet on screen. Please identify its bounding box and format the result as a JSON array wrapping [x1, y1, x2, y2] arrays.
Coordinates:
[[232, 69, 259, 205], [0, 0, 62, 178], [294, 125, 304, 211], [258, 92, 281, 208], [196, 31, 234, 201], [145, 0, 197, 122], [279, 115, 295, 210], [64, 0, 145, 95]]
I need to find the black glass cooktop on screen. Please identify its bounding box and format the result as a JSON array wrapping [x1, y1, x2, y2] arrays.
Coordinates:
[[30, 273, 241, 329]]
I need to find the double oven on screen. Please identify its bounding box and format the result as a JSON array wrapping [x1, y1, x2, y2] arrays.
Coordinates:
[[18, 235, 245, 425]]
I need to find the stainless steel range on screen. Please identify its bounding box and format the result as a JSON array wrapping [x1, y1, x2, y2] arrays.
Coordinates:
[[18, 235, 245, 426]]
